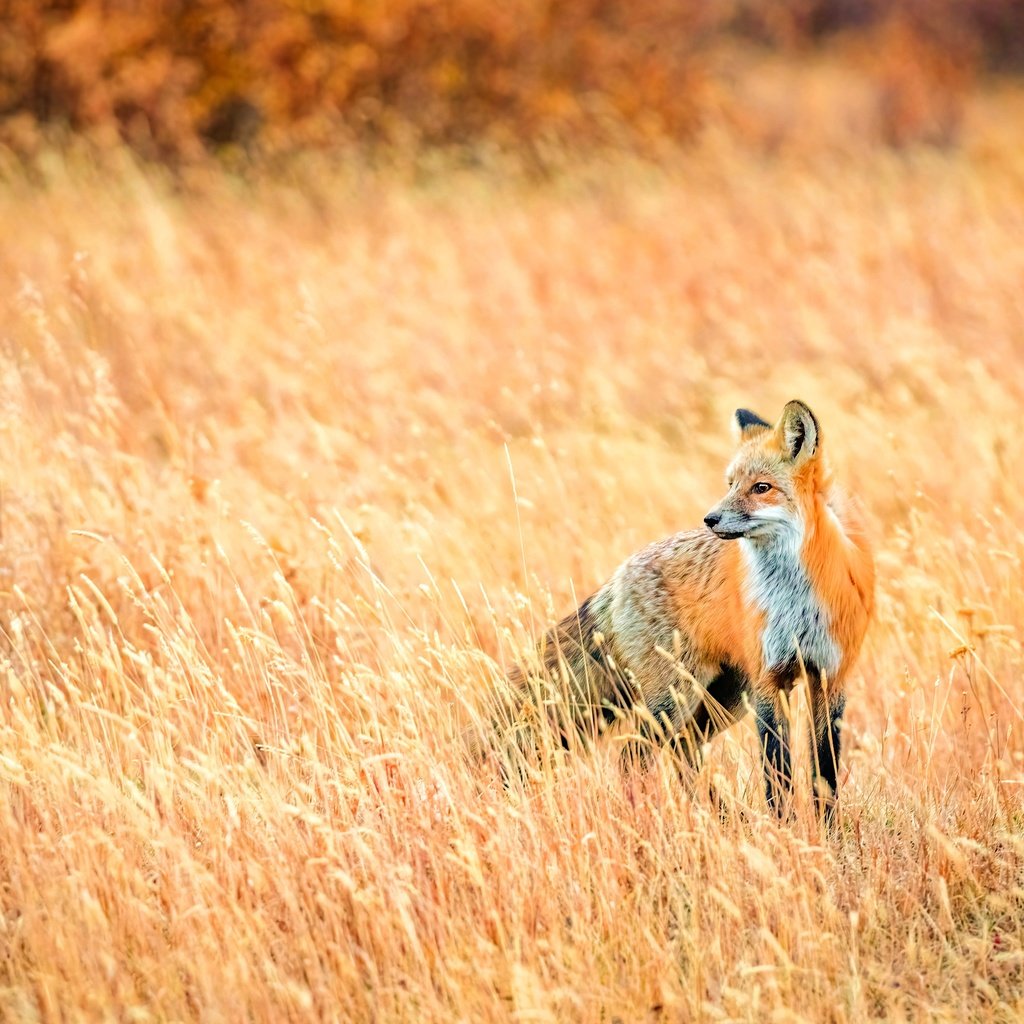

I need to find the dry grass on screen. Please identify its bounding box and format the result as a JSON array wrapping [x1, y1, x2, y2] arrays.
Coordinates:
[[2, 77, 1024, 1022]]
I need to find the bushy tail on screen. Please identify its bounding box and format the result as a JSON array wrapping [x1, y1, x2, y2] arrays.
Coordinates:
[[484, 593, 635, 777]]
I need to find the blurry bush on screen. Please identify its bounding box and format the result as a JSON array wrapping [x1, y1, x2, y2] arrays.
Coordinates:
[[0, 0, 1021, 162], [0, 0, 722, 161]]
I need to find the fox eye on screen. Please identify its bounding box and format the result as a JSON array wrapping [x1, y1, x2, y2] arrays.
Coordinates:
[[751, 482, 772, 495]]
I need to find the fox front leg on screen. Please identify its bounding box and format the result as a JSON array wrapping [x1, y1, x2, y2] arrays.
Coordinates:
[[756, 692, 793, 817], [810, 687, 846, 825]]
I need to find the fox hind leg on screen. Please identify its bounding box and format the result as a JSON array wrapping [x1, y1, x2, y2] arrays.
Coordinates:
[[618, 663, 749, 772], [667, 664, 749, 815], [669, 663, 749, 765]]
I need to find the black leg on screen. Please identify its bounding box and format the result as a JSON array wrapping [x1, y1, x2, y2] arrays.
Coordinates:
[[757, 694, 792, 817], [667, 664, 748, 767], [811, 689, 846, 824]]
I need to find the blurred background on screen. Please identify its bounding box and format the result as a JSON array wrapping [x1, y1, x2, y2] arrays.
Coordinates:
[[2, 0, 1022, 165]]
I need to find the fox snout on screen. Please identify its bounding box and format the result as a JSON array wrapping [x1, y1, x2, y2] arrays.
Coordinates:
[[703, 504, 748, 540]]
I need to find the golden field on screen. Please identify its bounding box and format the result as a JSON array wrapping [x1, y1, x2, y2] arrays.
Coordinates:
[[2, 74, 1024, 1022]]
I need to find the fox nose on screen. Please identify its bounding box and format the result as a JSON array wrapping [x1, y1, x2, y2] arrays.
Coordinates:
[[704, 511, 722, 530]]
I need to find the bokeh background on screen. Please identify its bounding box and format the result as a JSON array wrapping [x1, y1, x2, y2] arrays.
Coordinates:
[[2, 0, 1023, 161]]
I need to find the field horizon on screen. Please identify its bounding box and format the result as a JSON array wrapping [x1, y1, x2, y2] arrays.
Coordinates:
[[2, 64, 1024, 1021]]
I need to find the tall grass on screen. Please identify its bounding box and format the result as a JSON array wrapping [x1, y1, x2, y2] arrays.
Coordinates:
[[2, 89, 1024, 1020]]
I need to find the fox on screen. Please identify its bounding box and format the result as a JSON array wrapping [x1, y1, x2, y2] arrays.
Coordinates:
[[497, 399, 875, 821]]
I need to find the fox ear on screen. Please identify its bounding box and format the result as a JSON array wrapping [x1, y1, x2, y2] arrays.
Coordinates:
[[777, 400, 820, 463], [734, 408, 771, 440]]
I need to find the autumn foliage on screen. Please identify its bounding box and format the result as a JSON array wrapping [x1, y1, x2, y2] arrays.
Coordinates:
[[1, 0, 1021, 161]]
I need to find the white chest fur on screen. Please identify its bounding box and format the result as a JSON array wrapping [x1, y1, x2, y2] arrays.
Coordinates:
[[741, 524, 841, 680]]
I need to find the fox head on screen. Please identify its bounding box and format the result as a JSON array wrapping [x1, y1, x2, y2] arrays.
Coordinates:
[[703, 400, 825, 542]]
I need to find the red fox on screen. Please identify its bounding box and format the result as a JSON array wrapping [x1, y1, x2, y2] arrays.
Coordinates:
[[500, 400, 875, 820]]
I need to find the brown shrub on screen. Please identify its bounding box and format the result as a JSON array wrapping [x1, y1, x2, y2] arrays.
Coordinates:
[[0, 0, 721, 160], [0, 0, 1020, 161]]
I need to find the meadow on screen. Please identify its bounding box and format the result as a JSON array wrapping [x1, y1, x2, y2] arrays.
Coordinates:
[[2, 65, 1024, 1022]]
